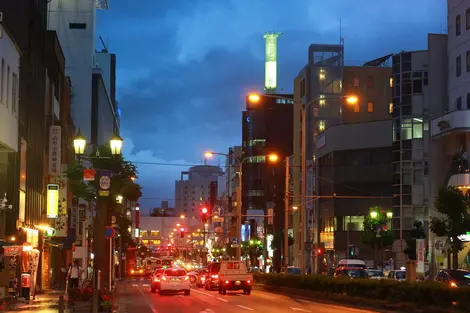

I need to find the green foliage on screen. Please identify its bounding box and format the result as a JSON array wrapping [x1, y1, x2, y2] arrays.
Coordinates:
[[66, 145, 143, 205], [404, 221, 426, 260], [270, 230, 294, 251], [430, 186, 470, 269], [115, 212, 135, 247], [211, 245, 227, 258], [253, 273, 470, 311], [242, 236, 264, 264], [361, 206, 394, 250]]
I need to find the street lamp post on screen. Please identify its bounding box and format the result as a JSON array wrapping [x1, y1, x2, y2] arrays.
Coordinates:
[[73, 129, 123, 313]]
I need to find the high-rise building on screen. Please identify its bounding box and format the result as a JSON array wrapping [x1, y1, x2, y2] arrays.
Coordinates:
[[242, 94, 294, 271], [175, 165, 224, 217]]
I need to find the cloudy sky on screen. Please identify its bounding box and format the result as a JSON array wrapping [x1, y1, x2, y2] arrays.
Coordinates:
[[96, 0, 446, 210]]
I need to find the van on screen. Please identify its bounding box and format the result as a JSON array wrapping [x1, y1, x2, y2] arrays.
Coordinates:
[[337, 259, 366, 269]]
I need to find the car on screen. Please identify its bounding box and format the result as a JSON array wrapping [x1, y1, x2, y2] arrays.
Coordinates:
[[150, 268, 165, 293], [217, 261, 253, 295], [159, 268, 191, 296], [187, 270, 198, 284], [334, 267, 369, 279], [435, 269, 470, 288], [204, 262, 221, 290], [367, 269, 385, 280], [196, 268, 208, 288], [387, 269, 406, 281]]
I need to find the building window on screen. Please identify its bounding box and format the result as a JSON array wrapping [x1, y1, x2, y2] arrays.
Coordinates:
[[413, 117, 423, 138], [343, 216, 364, 231], [467, 93, 470, 109], [367, 76, 374, 88], [353, 103, 359, 113], [353, 77, 360, 87], [69, 23, 87, 29], [457, 55, 462, 77], [247, 190, 264, 196], [389, 102, 393, 113], [467, 9, 470, 29], [300, 78, 306, 97], [389, 77, 393, 88], [0, 58, 4, 104], [367, 102, 374, 112], [6, 66, 9, 109], [401, 119, 412, 140], [457, 14, 462, 36], [319, 120, 326, 131], [150, 231, 160, 236], [457, 96, 462, 110], [467, 51, 470, 72]]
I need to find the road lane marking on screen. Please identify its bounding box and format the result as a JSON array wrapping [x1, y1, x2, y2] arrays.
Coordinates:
[[192, 288, 215, 297], [142, 284, 150, 287], [217, 297, 228, 302], [291, 308, 311, 312], [137, 285, 158, 313], [236, 305, 254, 311], [296, 299, 374, 312], [132, 284, 138, 287]]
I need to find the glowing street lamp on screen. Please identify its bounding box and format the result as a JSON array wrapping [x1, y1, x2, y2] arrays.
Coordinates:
[[110, 135, 124, 155], [73, 129, 87, 155], [268, 153, 279, 163], [345, 95, 359, 105], [204, 152, 214, 158], [247, 93, 261, 103], [370, 211, 378, 219]]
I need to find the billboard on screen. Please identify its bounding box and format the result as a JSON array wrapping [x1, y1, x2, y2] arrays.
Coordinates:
[[46, 184, 59, 218]]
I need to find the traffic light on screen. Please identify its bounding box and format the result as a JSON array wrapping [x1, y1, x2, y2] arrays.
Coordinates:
[[180, 227, 185, 238], [317, 248, 323, 257], [200, 206, 209, 222], [348, 245, 355, 257]]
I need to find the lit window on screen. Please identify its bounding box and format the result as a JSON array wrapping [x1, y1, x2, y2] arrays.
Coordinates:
[[413, 117, 423, 139], [389, 102, 393, 113], [389, 77, 393, 88], [367, 102, 374, 113], [353, 103, 359, 113], [319, 121, 326, 132], [353, 77, 360, 87], [319, 68, 326, 80]]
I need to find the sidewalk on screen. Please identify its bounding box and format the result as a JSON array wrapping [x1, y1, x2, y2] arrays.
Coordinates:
[[0, 290, 66, 312]]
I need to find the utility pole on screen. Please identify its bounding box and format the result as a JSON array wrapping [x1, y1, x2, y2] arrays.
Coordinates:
[[300, 105, 307, 274], [284, 156, 290, 268]]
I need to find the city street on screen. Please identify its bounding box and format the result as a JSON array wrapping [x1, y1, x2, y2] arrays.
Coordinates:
[[118, 279, 378, 313]]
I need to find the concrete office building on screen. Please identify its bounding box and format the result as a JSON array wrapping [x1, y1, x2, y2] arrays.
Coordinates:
[[175, 165, 224, 217], [293, 42, 395, 270], [242, 94, 294, 271], [428, 0, 470, 271]]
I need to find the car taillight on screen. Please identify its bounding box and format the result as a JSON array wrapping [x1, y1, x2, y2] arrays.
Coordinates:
[[247, 280, 251, 284], [185, 276, 189, 281], [130, 270, 134, 274], [450, 281, 458, 288], [211, 274, 218, 279], [154, 278, 159, 282], [161, 276, 166, 281], [225, 280, 229, 284]]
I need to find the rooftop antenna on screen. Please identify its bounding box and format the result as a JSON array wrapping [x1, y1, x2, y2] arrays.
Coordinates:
[[99, 36, 108, 52], [339, 18, 344, 46]]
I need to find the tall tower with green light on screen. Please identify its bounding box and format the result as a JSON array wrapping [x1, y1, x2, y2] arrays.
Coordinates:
[[264, 32, 282, 94]]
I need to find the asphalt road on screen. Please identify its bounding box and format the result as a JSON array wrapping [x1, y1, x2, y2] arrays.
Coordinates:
[[117, 279, 379, 313]]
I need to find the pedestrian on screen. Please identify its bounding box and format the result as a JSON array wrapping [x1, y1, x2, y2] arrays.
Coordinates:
[[66, 260, 83, 289]]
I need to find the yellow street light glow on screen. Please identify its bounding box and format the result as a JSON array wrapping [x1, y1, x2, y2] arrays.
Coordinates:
[[268, 153, 279, 163], [386, 212, 393, 219], [292, 206, 298, 211], [204, 152, 214, 158], [370, 211, 378, 219], [248, 93, 261, 103], [176, 223, 181, 227], [180, 214, 186, 219], [345, 95, 359, 105]]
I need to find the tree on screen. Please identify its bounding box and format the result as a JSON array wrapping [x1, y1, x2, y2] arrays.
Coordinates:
[[270, 230, 294, 251], [242, 236, 264, 266], [361, 206, 394, 267], [430, 186, 470, 269], [404, 221, 426, 260]]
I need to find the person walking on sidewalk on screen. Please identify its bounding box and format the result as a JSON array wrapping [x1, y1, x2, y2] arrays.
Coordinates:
[[67, 260, 83, 289]]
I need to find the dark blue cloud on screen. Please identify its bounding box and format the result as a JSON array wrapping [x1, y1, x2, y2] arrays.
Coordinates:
[[96, 0, 446, 208]]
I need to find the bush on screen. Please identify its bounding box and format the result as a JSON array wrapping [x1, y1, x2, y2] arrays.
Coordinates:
[[253, 273, 470, 310]]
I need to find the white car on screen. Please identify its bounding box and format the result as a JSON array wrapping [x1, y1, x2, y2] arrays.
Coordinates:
[[159, 268, 191, 295]]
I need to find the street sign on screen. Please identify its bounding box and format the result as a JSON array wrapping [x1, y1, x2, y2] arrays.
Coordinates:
[[435, 240, 444, 250], [212, 217, 224, 223], [105, 226, 115, 239], [231, 237, 239, 245], [213, 206, 224, 217]]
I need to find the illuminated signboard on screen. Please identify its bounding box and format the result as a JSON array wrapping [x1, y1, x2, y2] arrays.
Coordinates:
[[46, 184, 59, 218], [264, 32, 281, 91]]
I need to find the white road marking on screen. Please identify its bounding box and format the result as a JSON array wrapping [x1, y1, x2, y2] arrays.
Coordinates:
[[137, 285, 158, 313], [216, 297, 228, 303], [290, 308, 311, 312], [192, 288, 215, 297], [142, 284, 150, 287], [236, 305, 254, 311], [296, 299, 374, 312], [132, 284, 138, 287]]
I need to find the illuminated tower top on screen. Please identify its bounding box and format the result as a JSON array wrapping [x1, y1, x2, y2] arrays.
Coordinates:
[[264, 32, 282, 94]]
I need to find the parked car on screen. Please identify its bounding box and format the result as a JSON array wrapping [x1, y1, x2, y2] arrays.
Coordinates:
[[387, 269, 406, 281], [334, 267, 368, 279], [367, 269, 385, 280], [435, 269, 470, 288]]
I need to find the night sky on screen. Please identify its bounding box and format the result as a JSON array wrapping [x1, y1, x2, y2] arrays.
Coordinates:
[[96, 0, 446, 210]]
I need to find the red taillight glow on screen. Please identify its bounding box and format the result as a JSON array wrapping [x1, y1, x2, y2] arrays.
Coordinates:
[[247, 280, 251, 284], [225, 280, 229, 284], [161, 276, 166, 281], [211, 274, 218, 279], [450, 281, 458, 288]]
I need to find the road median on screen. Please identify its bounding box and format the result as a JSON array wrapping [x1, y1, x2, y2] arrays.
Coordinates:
[[253, 273, 469, 313]]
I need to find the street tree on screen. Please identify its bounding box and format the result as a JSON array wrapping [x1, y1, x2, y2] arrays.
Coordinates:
[[430, 186, 470, 269], [242, 236, 263, 266], [361, 206, 394, 267], [270, 230, 294, 251], [404, 221, 426, 261]]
